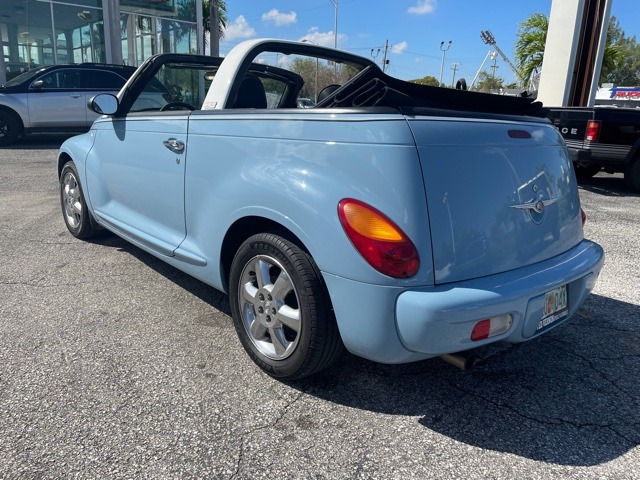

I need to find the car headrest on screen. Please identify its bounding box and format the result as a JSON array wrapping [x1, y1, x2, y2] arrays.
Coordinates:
[[234, 75, 267, 109], [316, 84, 341, 104]]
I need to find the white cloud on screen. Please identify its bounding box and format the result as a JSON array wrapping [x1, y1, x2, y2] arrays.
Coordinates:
[[392, 41, 408, 54], [223, 15, 256, 41], [407, 0, 436, 15], [261, 9, 297, 27], [299, 27, 347, 48]]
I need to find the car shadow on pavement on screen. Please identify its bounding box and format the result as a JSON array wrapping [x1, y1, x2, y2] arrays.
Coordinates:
[[294, 293, 639, 467], [88, 232, 231, 317], [577, 174, 639, 197], [90, 234, 639, 467], [3, 135, 74, 150]]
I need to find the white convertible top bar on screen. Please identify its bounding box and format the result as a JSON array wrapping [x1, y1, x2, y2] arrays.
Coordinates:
[[201, 38, 372, 110]]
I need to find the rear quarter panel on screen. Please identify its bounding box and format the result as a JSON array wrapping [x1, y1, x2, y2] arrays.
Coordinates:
[[179, 111, 435, 289]]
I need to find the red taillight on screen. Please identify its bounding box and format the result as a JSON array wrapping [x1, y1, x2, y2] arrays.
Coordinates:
[[338, 199, 420, 278], [584, 120, 601, 142], [471, 315, 513, 341], [471, 320, 491, 341], [581, 207, 587, 225]]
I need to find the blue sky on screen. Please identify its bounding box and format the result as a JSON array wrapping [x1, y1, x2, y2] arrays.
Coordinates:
[[218, 0, 639, 84]]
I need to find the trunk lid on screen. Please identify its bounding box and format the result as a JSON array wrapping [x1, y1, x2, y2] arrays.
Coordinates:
[[407, 116, 584, 285]]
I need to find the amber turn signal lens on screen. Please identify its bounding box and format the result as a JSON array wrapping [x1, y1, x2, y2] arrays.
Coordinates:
[[338, 199, 420, 278]]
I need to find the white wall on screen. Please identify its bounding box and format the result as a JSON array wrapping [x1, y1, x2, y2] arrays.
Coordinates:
[[537, 0, 587, 107]]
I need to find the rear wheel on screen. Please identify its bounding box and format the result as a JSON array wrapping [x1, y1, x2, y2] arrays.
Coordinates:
[[573, 163, 601, 180], [229, 233, 343, 379], [60, 161, 99, 239], [0, 110, 20, 146], [624, 157, 640, 192]]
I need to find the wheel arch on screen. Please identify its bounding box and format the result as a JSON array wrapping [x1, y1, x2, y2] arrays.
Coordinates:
[[0, 105, 25, 136], [625, 136, 640, 165], [57, 152, 73, 179], [219, 216, 308, 293]]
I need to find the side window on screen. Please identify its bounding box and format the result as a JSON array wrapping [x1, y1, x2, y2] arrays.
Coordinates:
[[261, 78, 288, 108], [35, 70, 81, 89], [240, 51, 365, 108], [82, 70, 127, 90], [130, 63, 216, 113]]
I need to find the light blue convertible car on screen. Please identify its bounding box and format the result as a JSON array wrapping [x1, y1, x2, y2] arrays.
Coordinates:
[[58, 39, 604, 379]]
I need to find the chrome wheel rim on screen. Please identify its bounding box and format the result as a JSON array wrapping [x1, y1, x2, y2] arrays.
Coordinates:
[[62, 171, 83, 229], [237, 254, 301, 360]]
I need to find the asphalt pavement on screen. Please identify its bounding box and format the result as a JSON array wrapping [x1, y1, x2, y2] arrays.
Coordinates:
[[0, 139, 638, 479]]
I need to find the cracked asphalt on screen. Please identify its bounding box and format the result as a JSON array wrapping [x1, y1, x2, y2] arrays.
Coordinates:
[[0, 139, 638, 479]]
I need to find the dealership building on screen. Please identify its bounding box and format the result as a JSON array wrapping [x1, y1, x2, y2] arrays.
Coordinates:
[[0, 0, 204, 83]]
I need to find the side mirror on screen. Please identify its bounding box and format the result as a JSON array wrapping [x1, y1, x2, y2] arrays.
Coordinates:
[[90, 93, 118, 115], [30, 80, 44, 89]]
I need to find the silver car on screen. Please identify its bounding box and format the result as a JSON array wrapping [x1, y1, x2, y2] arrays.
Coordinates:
[[0, 63, 136, 146]]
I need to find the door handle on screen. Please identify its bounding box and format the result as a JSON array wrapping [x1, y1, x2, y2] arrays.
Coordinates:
[[163, 138, 185, 153], [70, 94, 82, 98]]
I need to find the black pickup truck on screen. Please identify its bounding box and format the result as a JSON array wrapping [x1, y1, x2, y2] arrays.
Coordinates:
[[547, 106, 640, 191]]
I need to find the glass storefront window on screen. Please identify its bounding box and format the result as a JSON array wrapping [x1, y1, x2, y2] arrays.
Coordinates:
[[0, 0, 105, 81], [1, 0, 54, 78], [121, 13, 197, 66], [1, 1, 198, 83], [52, 2, 105, 63], [121, 0, 196, 23]]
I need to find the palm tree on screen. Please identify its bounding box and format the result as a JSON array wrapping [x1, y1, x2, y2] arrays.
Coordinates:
[[516, 13, 627, 88], [515, 13, 548, 88], [203, 0, 227, 55], [600, 17, 625, 82]]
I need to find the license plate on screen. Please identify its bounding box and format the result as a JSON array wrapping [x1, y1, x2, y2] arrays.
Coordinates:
[[537, 285, 568, 331]]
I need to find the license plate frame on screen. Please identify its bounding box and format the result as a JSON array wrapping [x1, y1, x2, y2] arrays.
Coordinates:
[[537, 285, 569, 332]]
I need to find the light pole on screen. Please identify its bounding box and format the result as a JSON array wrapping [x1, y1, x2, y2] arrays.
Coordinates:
[[329, 0, 338, 49], [439, 40, 452, 87], [450, 62, 460, 88], [302, 39, 319, 102], [329, 0, 338, 79]]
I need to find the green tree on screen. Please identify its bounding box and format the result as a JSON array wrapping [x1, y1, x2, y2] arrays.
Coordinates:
[[202, 0, 228, 44], [601, 17, 639, 85], [514, 12, 548, 88], [290, 58, 337, 99], [476, 71, 504, 92], [410, 75, 440, 87], [290, 58, 362, 100], [515, 13, 638, 88]]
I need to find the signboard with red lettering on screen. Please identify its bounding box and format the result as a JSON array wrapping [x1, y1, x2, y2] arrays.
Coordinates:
[[596, 86, 640, 101]]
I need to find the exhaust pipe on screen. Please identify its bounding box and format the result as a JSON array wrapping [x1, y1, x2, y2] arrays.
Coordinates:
[[440, 351, 479, 370]]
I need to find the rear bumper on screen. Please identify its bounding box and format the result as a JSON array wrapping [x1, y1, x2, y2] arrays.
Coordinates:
[[568, 147, 591, 163], [567, 143, 630, 167], [324, 240, 604, 363]]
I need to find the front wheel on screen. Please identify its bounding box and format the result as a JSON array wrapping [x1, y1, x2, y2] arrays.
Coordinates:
[[60, 161, 98, 239], [229, 233, 343, 379]]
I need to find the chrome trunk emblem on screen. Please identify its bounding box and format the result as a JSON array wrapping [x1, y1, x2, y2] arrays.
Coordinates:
[[510, 196, 558, 214]]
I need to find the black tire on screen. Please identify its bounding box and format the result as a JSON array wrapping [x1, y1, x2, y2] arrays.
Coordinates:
[[0, 110, 21, 146], [573, 163, 601, 180], [229, 232, 343, 380], [624, 157, 640, 192], [59, 161, 99, 239]]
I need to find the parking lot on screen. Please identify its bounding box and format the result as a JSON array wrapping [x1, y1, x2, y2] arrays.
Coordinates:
[[0, 139, 638, 479]]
